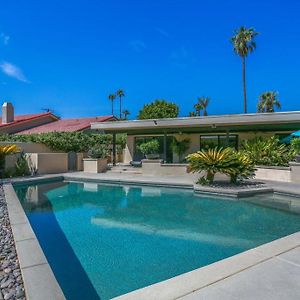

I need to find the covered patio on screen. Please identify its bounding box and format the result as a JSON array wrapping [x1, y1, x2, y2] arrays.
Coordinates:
[[91, 111, 300, 165]]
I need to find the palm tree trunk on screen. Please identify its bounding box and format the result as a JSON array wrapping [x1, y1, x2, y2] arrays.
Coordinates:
[[242, 56, 247, 113], [112, 102, 114, 116], [119, 96, 122, 119]]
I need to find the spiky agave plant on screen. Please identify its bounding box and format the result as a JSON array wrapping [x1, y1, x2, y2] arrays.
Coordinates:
[[186, 147, 238, 183], [227, 152, 255, 183]]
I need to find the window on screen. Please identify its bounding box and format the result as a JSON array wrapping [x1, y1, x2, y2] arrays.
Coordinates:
[[134, 136, 174, 162], [200, 135, 238, 150]]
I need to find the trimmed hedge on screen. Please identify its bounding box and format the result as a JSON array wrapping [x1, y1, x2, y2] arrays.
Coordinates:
[[0, 132, 126, 153]]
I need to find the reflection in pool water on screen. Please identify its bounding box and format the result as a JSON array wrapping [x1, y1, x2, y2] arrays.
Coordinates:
[[14, 181, 300, 300]]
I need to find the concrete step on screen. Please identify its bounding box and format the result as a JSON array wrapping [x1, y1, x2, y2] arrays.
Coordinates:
[[107, 166, 142, 174]]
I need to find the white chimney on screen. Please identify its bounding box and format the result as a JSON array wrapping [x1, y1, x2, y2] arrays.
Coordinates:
[[2, 102, 14, 124]]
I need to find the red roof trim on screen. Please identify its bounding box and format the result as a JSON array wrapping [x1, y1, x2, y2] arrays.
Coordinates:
[[0, 112, 58, 129], [17, 115, 117, 134]]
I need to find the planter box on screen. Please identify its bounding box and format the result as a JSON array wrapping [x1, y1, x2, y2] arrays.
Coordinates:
[[255, 166, 291, 182], [83, 158, 107, 173]]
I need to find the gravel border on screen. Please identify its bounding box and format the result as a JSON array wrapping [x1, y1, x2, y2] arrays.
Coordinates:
[[200, 180, 266, 190], [0, 185, 26, 300]]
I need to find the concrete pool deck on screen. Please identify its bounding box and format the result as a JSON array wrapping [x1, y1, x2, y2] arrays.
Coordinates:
[[2, 172, 300, 300], [2, 183, 66, 300]]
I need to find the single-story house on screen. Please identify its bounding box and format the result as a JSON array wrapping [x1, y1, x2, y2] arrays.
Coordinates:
[[91, 111, 300, 164], [0, 102, 116, 134]]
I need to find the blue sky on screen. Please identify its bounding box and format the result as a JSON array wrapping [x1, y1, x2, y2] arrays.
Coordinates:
[[0, 0, 300, 118]]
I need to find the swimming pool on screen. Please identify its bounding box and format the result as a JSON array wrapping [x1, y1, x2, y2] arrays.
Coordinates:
[[14, 180, 300, 300]]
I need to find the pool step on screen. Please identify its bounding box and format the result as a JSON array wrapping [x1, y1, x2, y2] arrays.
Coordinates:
[[107, 166, 142, 174]]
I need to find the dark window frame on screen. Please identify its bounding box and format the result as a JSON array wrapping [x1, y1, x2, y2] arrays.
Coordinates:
[[200, 134, 239, 150]]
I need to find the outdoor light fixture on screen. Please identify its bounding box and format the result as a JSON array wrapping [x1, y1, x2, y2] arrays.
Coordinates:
[[154, 120, 158, 125]]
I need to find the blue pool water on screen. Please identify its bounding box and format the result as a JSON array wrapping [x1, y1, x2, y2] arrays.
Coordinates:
[[14, 180, 300, 300]]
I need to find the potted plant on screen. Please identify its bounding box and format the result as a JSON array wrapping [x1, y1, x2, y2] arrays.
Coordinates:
[[138, 140, 160, 159], [83, 145, 109, 173], [291, 138, 300, 163]]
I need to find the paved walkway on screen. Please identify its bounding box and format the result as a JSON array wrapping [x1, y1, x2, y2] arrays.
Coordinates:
[[180, 246, 300, 300], [64, 171, 197, 187], [264, 180, 300, 196]]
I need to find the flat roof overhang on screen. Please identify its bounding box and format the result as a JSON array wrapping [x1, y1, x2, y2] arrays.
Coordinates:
[[91, 111, 300, 135]]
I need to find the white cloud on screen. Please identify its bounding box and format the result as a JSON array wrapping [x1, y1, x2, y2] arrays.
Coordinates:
[[129, 40, 147, 52], [0, 61, 30, 83], [0, 33, 10, 46], [154, 27, 169, 37]]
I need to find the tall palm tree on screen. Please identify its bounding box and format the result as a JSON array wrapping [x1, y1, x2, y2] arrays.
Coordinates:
[[116, 89, 125, 119], [257, 91, 281, 113], [198, 97, 210, 116], [231, 26, 258, 113], [194, 103, 202, 116], [108, 94, 116, 116], [122, 109, 130, 120]]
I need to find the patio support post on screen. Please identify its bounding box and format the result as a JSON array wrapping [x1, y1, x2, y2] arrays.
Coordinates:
[[226, 130, 230, 147], [163, 132, 167, 163], [112, 133, 116, 166]]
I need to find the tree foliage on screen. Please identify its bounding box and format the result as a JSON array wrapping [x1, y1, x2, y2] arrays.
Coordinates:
[[257, 91, 281, 113], [138, 100, 179, 120], [0, 132, 126, 153], [231, 26, 258, 58]]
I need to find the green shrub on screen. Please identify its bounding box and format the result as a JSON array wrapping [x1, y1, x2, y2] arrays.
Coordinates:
[[0, 132, 126, 153], [138, 140, 160, 155], [171, 138, 190, 162], [241, 136, 293, 166], [291, 138, 300, 155], [87, 145, 109, 159], [14, 152, 30, 177]]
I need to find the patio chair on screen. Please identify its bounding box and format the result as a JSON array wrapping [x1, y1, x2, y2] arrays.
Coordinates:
[[130, 153, 144, 167]]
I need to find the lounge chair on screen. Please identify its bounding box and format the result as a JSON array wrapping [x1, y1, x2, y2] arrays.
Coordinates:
[[130, 153, 144, 167]]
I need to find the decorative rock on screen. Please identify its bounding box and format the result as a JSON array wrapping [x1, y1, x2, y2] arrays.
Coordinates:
[[1, 261, 9, 269], [0, 278, 13, 289], [16, 289, 25, 298], [4, 289, 15, 300], [0, 185, 26, 299]]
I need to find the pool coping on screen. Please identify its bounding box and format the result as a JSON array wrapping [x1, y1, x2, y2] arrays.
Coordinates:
[[2, 183, 66, 300], [2, 173, 300, 300]]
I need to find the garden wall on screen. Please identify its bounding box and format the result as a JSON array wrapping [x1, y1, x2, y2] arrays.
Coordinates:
[[0, 142, 55, 153], [26, 153, 68, 174], [141, 160, 228, 181], [255, 166, 291, 182]]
